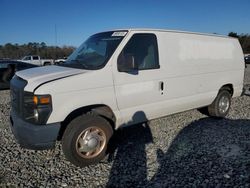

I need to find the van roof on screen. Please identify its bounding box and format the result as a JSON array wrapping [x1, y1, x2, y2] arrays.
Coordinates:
[[106, 28, 234, 39]]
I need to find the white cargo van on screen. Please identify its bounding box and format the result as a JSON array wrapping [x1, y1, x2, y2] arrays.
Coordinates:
[[10, 29, 244, 167]]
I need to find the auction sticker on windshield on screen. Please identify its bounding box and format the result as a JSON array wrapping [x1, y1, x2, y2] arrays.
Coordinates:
[[111, 31, 127, 37]]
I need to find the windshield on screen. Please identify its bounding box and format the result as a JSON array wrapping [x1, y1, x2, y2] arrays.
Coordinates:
[[60, 31, 127, 70]]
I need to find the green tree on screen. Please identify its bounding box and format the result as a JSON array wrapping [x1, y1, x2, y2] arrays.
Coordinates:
[[228, 32, 250, 54], [228, 32, 239, 38], [0, 42, 75, 59]]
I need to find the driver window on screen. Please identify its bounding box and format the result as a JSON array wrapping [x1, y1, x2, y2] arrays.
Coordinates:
[[118, 33, 159, 71]]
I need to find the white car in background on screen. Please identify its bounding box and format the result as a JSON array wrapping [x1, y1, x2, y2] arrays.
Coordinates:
[[54, 58, 67, 65], [20, 55, 54, 66]]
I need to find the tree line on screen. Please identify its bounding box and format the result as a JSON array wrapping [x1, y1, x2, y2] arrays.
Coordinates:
[[0, 32, 249, 60], [228, 32, 250, 54], [0, 42, 76, 60]]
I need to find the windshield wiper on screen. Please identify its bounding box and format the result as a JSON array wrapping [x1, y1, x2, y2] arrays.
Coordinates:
[[58, 59, 90, 70]]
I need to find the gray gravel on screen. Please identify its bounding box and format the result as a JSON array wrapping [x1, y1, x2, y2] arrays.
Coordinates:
[[0, 67, 250, 187]]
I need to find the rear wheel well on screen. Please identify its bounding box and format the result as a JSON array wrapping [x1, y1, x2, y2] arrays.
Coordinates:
[[57, 105, 116, 140], [198, 84, 234, 116], [219, 84, 234, 96]]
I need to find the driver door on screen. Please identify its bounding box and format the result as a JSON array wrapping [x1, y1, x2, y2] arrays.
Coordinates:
[[113, 33, 165, 126]]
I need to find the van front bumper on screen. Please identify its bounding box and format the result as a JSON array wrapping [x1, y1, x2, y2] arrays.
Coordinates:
[[10, 110, 61, 150]]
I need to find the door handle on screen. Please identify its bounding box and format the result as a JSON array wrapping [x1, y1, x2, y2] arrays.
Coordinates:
[[159, 81, 164, 94]]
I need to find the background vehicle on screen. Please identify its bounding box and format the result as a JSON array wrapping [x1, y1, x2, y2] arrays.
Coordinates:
[[10, 29, 244, 167], [20, 55, 54, 66], [54, 57, 67, 65], [0, 60, 37, 89], [245, 55, 250, 64]]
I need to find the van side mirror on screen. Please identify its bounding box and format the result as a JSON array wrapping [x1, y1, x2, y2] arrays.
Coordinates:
[[118, 53, 137, 72]]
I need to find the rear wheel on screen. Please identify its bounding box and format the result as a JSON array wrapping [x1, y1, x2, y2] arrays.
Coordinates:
[[208, 89, 231, 118], [62, 114, 113, 167]]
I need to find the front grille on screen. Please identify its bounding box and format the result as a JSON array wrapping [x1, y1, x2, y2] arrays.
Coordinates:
[[10, 87, 19, 112], [10, 76, 28, 117]]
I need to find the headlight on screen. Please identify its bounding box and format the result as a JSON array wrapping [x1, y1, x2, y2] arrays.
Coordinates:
[[23, 92, 52, 125]]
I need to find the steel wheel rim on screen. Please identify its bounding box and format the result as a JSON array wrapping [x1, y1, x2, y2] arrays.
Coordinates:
[[76, 126, 106, 159], [218, 95, 230, 114]]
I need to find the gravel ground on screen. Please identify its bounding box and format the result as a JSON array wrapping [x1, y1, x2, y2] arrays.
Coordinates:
[[0, 67, 250, 187]]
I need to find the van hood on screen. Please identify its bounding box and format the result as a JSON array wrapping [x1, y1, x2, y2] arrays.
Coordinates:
[[16, 65, 88, 91]]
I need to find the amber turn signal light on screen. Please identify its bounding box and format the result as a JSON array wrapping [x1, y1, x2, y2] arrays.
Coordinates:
[[33, 96, 38, 105], [39, 96, 51, 104], [33, 95, 51, 105]]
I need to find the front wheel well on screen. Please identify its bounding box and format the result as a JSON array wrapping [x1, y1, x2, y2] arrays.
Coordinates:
[[57, 105, 116, 140]]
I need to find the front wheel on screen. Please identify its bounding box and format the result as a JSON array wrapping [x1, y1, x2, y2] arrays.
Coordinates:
[[208, 89, 231, 118], [62, 114, 113, 167]]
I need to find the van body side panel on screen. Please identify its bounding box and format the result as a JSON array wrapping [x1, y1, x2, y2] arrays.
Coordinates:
[[112, 31, 244, 127], [157, 32, 244, 100]]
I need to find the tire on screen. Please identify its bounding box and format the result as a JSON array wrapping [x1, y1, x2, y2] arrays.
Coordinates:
[[44, 62, 51, 66], [62, 114, 113, 167], [208, 89, 231, 118]]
